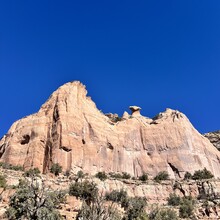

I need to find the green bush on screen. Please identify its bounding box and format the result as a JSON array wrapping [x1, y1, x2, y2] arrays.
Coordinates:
[[0, 175, 7, 188], [50, 163, 62, 176], [123, 197, 147, 220], [76, 170, 84, 179], [139, 173, 148, 182], [167, 193, 181, 206], [109, 172, 131, 180], [179, 196, 195, 218], [69, 180, 98, 204], [0, 162, 23, 171], [77, 195, 122, 220], [95, 171, 108, 181], [122, 172, 131, 179], [6, 177, 66, 220], [24, 168, 40, 177], [149, 207, 179, 220], [184, 171, 192, 180], [105, 189, 128, 204], [109, 172, 123, 179], [192, 168, 214, 180], [154, 171, 169, 183]]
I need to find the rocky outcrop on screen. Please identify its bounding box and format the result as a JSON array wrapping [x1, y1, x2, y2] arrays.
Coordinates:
[[129, 106, 141, 116], [1, 81, 220, 179], [204, 131, 220, 151]]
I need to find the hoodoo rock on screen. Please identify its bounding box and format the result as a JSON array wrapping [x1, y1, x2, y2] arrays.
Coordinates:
[[1, 81, 220, 179], [129, 106, 141, 116]]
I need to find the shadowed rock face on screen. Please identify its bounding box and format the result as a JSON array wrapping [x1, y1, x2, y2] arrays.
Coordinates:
[[204, 131, 220, 151], [1, 81, 220, 179]]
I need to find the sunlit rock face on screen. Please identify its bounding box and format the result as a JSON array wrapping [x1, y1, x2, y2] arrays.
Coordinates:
[[1, 81, 220, 179]]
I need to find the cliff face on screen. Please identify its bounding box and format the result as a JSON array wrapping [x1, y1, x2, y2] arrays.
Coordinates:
[[204, 131, 220, 151], [1, 81, 220, 179]]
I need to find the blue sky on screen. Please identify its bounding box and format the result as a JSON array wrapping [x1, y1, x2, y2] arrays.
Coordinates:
[[0, 0, 220, 137]]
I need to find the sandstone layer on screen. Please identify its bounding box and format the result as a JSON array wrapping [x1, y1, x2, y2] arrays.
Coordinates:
[[1, 81, 220, 179], [1, 168, 220, 219]]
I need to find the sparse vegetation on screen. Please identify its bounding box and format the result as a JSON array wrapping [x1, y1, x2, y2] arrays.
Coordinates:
[[105, 189, 128, 204], [76, 195, 122, 220], [95, 171, 108, 181], [0, 162, 23, 171], [122, 172, 131, 179], [149, 207, 179, 220], [139, 173, 148, 182], [0, 175, 7, 188], [184, 171, 192, 180], [6, 177, 66, 220], [154, 171, 169, 183], [179, 196, 195, 218], [109, 172, 123, 179], [192, 168, 214, 180], [123, 196, 147, 220], [76, 170, 85, 180], [50, 163, 62, 176], [105, 189, 147, 219], [23, 167, 40, 177], [167, 193, 181, 206], [69, 180, 98, 204], [109, 172, 131, 180], [0, 161, 215, 220]]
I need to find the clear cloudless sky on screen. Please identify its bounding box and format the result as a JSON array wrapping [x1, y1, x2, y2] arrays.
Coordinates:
[[0, 0, 220, 137]]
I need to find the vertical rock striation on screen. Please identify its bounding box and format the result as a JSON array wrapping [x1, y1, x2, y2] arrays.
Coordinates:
[[1, 81, 220, 179]]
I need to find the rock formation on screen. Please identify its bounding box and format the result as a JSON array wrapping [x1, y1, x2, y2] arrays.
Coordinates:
[[204, 130, 220, 151], [1, 81, 220, 179], [129, 106, 141, 116]]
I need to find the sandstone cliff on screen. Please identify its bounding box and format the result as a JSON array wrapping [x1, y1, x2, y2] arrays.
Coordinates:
[[1, 81, 220, 179]]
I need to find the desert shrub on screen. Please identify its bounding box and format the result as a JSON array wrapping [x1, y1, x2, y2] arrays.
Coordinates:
[[167, 193, 181, 206], [184, 171, 192, 180], [192, 168, 214, 180], [123, 196, 147, 220], [109, 172, 131, 180], [50, 163, 62, 176], [154, 171, 169, 183], [95, 171, 108, 181], [69, 180, 98, 204], [105, 189, 128, 204], [122, 172, 131, 179], [149, 207, 178, 220], [6, 177, 66, 220], [139, 173, 148, 182], [109, 172, 123, 179], [0, 162, 23, 171], [76, 195, 122, 220], [0, 175, 7, 188], [24, 167, 40, 177], [179, 196, 195, 218], [76, 170, 84, 179]]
